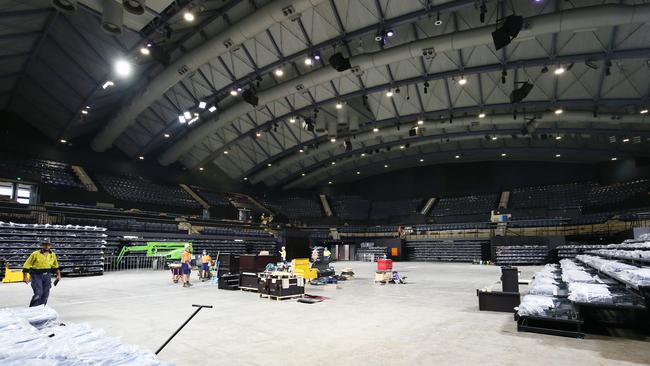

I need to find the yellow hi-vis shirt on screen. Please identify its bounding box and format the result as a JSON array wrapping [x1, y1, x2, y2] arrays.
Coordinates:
[[23, 250, 59, 272], [202, 255, 211, 264]]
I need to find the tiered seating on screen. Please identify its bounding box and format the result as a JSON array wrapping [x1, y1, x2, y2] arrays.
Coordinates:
[[430, 193, 497, 217], [405, 239, 485, 262], [555, 243, 611, 259], [66, 217, 181, 233], [370, 199, 423, 219], [0, 156, 84, 189], [331, 195, 370, 220], [96, 175, 200, 209], [192, 187, 232, 207], [585, 179, 650, 206], [261, 193, 322, 219], [0, 221, 106, 276], [510, 182, 595, 209], [495, 245, 548, 265]]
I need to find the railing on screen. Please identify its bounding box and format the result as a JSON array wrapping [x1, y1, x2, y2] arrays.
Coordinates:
[[103, 255, 168, 272]]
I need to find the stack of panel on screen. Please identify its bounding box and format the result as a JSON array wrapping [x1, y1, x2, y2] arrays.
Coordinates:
[[495, 245, 548, 265], [405, 239, 485, 262], [355, 246, 388, 261], [0, 221, 106, 276]]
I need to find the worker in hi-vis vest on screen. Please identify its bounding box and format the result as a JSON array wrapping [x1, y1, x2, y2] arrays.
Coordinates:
[[23, 240, 61, 307]]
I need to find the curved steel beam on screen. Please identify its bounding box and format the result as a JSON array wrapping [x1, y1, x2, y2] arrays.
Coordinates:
[[284, 144, 644, 189], [158, 3, 650, 166], [273, 125, 650, 188]]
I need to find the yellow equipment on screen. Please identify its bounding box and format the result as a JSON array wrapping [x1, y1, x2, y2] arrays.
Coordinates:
[[2, 266, 28, 283], [292, 258, 317, 280]]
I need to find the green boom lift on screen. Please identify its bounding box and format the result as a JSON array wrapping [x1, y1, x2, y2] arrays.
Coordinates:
[[116, 242, 192, 264]]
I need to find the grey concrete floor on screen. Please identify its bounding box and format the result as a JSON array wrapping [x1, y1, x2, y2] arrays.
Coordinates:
[[1, 262, 649, 366]]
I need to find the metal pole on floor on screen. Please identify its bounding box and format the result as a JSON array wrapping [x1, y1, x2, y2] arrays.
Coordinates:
[[155, 304, 213, 355]]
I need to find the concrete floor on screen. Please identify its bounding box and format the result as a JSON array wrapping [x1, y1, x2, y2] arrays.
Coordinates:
[[1, 262, 649, 366]]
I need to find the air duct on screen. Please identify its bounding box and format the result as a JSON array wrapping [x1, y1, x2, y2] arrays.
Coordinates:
[[123, 0, 146, 15], [252, 111, 644, 184], [158, 4, 650, 167], [51, 0, 77, 14], [91, 0, 329, 152], [102, 0, 124, 35]]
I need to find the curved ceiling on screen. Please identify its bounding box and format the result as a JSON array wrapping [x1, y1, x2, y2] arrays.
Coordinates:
[[2, 0, 650, 190]]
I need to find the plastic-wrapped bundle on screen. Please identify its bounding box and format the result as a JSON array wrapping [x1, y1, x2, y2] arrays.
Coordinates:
[[619, 268, 650, 287], [529, 282, 559, 296], [516, 295, 556, 316], [568, 283, 612, 304], [0, 305, 58, 330], [562, 268, 593, 283]]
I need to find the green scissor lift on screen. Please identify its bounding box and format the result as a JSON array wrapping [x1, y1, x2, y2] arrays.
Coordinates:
[[116, 242, 192, 264]]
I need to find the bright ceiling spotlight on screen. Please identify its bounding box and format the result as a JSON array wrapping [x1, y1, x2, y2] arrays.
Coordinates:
[[114, 59, 133, 78], [183, 11, 195, 22], [256, 132, 261, 137], [102, 80, 114, 89], [331, 161, 336, 165], [208, 106, 217, 112], [274, 68, 284, 77], [299, 149, 304, 153], [384, 164, 388, 168], [243, 177, 248, 181], [140, 47, 150, 55], [386, 90, 394, 97], [555, 135, 562, 140], [611, 157, 618, 161], [417, 119, 424, 125], [373, 127, 379, 132], [455, 155, 460, 159], [223, 150, 228, 154], [289, 117, 296, 123], [198, 101, 207, 109], [267, 163, 272, 167], [328, 181, 332, 185], [640, 109, 649, 114], [356, 171, 361, 175], [179, 115, 186, 123], [555, 108, 563, 115], [81, 110, 88, 115], [361, 153, 366, 157], [622, 138, 630, 143], [555, 154, 561, 158], [434, 13, 443, 26], [478, 113, 486, 119], [60, 139, 67, 143], [458, 76, 467, 85], [399, 145, 405, 149], [331, 138, 336, 143], [420, 159, 425, 162], [301, 173, 305, 176], [491, 136, 498, 140], [164, 133, 170, 138], [230, 89, 238, 96], [304, 57, 313, 66], [199, 167, 204, 171], [386, 30, 395, 37], [335, 102, 343, 109], [138, 156, 144, 160], [554, 67, 565, 75], [183, 111, 192, 120], [501, 153, 507, 157]]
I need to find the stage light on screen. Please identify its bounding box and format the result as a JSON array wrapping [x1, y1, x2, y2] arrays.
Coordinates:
[[331, 161, 335, 165], [183, 11, 195, 22], [242, 89, 259, 106], [510, 82, 533, 103], [386, 90, 393, 97], [199, 167, 204, 171], [501, 153, 507, 157], [274, 68, 284, 77], [386, 30, 394, 37], [335, 102, 343, 109], [384, 165, 388, 168], [373, 128, 379, 132], [179, 115, 186, 123], [417, 119, 424, 125], [478, 113, 486, 119], [223, 150, 228, 154], [164, 134, 170, 138], [256, 132, 261, 137], [299, 149, 304, 153], [622, 138, 630, 143], [492, 14, 523, 50], [458, 76, 467, 85], [555, 108, 563, 115], [555, 135, 562, 140], [361, 153, 366, 157], [304, 57, 313, 66], [492, 136, 498, 141], [554, 67, 565, 75], [230, 90, 238, 96], [208, 106, 217, 112], [555, 154, 561, 158], [60, 139, 67, 143], [455, 155, 460, 159], [611, 157, 617, 161], [356, 171, 361, 175], [140, 47, 150, 55], [420, 159, 424, 162], [289, 117, 296, 123], [114, 59, 132, 78], [301, 173, 305, 176], [101, 0, 123, 35], [331, 138, 336, 143], [267, 163, 272, 167], [328, 181, 332, 185], [329, 52, 351, 72], [139, 156, 144, 160], [198, 101, 207, 109]]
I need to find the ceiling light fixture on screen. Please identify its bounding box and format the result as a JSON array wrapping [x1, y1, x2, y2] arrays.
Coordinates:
[[417, 119, 424, 125], [60, 139, 67, 143], [164, 134, 170, 138], [478, 113, 486, 119], [554, 67, 565, 75], [199, 167, 204, 171], [373, 128, 379, 132], [102, 80, 114, 89], [183, 11, 195, 22], [274, 68, 284, 77], [81, 110, 88, 115], [384, 165, 388, 168], [198, 101, 207, 109], [179, 115, 186, 123], [555, 135, 562, 140], [501, 153, 507, 157], [138, 156, 144, 160], [455, 155, 460, 159], [304, 57, 313, 66], [640, 109, 648, 114], [458, 76, 467, 85], [555, 154, 561, 158], [555, 108, 563, 115], [289, 117, 296, 123], [208, 106, 217, 113], [434, 13, 443, 26], [140, 47, 150, 55], [331, 138, 336, 143], [386, 90, 394, 97], [611, 157, 618, 161], [114, 59, 132, 78], [230, 90, 238, 96]]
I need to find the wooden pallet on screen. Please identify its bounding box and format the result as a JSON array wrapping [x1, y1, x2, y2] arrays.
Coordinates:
[[240, 287, 258, 293], [259, 293, 303, 301]]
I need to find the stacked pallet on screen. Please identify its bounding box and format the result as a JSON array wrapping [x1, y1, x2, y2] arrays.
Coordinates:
[[405, 240, 485, 262], [0, 222, 106, 276]]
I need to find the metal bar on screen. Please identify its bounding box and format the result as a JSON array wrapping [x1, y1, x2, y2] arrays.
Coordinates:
[[155, 305, 213, 355]]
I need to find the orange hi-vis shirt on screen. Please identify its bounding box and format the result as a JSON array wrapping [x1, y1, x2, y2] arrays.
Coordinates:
[[182, 251, 191, 264], [202, 255, 211, 264]]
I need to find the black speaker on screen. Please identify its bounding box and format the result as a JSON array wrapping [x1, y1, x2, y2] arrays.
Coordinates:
[[344, 139, 352, 151], [501, 266, 519, 293], [242, 89, 259, 106], [509, 82, 533, 103], [329, 52, 351, 72], [492, 15, 523, 50]]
